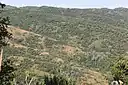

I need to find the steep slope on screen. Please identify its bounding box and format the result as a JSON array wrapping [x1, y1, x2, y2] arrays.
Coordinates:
[[4, 26, 109, 85], [3, 6, 128, 84]]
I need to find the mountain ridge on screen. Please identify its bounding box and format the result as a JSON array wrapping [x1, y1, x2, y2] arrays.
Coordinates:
[[4, 5, 128, 10]]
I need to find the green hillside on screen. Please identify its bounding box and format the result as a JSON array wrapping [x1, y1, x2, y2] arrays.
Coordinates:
[[2, 6, 128, 84]]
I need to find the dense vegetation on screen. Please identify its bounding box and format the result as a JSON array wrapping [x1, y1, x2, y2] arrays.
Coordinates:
[[2, 6, 128, 84], [0, 3, 16, 85]]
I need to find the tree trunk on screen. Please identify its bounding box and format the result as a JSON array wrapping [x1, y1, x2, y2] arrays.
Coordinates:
[[0, 48, 3, 71]]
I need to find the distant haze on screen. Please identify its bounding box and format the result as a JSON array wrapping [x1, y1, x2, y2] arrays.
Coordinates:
[[1, 0, 128, 9]]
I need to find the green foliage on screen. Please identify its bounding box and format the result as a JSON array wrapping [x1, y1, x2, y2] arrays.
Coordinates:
[[3, 6, 128, 84], [43, 75, 76, 85], [0, 3, 15, 85], [111, 57, 128, 83], [0, 59, 16, 85], [0, 10, 12, 47], [12, 72, 76, 85]]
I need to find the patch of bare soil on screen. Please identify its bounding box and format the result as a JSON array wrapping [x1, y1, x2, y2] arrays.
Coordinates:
[[62, 45, 76, 54], [79, 70, 108, 85]]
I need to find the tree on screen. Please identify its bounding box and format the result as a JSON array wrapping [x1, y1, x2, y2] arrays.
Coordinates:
[[0, 2, 16, 85], [0, 59, 15, 85], [0, 2, 12, 71]]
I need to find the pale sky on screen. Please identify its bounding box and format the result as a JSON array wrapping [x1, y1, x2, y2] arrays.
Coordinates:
[[1, 0, 128, 8]]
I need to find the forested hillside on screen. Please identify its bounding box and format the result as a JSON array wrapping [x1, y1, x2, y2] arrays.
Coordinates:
[[2, 6, 128, 84]]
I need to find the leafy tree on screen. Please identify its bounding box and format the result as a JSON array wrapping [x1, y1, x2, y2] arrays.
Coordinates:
[[0, 2, 12, 71], [111, 57, 128, 84], [0, 2, 15, 85], [0, 59, 15, 85]]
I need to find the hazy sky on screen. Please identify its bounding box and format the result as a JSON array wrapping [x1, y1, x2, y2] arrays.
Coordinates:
[[1, 0, 128, 8]]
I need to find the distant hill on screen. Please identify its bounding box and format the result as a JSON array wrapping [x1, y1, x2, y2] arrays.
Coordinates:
[[4, 5, 17, 9], [3, 6, 128, 84]]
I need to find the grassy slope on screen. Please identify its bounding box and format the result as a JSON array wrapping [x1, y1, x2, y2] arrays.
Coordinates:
[[4, 26, 108, 85], [3, 6, 128, 84]]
